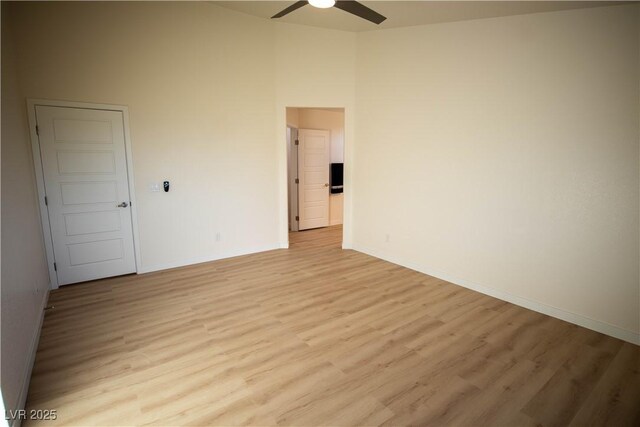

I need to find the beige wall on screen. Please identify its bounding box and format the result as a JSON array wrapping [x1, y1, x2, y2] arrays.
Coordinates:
[[286, 108, 299, 128], [3, 2, 358, 267], [0, 1, 357, 415], [1, 4, 51, 417], [354, 4, 640, 342], [275, 23, 356, 246], [7, 1, 280, 273]]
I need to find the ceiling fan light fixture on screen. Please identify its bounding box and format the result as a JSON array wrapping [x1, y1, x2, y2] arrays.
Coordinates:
[[271, 0, 386, 25], [308, 0, 336, 9]]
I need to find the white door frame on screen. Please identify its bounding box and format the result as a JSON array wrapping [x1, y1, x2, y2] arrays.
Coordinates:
[[26, 99, 142, 289], [287, 126, 299, 232], [279, 106, 350, 248]]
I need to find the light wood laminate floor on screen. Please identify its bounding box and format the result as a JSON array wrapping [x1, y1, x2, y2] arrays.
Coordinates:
[[25, 225, 640, 426]]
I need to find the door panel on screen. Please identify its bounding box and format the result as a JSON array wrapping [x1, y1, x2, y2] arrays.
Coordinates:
[[68, 239, 124, 266], [63, 211, 122, 236], [53, 118, 113, 143], [56, 151, 116, 174], [36, 106, 136, 285], [298, 129, 330, 230], [60, 181, 118, 205]]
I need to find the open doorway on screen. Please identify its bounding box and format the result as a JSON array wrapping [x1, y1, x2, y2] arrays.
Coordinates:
[[286, 107, 345, 246]]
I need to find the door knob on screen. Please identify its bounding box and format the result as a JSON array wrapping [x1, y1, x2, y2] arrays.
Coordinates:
[[117, 202, 129, 208]]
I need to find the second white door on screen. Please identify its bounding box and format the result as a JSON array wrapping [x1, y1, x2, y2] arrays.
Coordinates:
[[298, 129, 330, 230]]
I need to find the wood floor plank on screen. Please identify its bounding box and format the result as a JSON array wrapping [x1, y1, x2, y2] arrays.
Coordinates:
[[568, 343, 640, 427], [522, 343, 619, 426], [24, 225, 640, 426]]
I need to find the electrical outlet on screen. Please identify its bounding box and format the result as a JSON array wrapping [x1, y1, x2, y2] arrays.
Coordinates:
[[216, 232, 221, 242], [385, 234, 390, 243]]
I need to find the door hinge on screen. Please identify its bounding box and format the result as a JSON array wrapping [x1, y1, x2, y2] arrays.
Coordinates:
[[294, 139, 299, 146], [295, 215, 299, 221], [53, 262, 57, 271], [44, 196, 48, 206], [35, 125, 40, 135], [295, 178, 299, 184]]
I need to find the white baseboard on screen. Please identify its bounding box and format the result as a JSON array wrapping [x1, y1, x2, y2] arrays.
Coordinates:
[[10, 289, 49, 427], [354, 244, 640, 346], [137, 244, 281, 274]]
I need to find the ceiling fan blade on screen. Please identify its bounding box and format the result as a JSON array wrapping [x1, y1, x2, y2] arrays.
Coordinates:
[[271, 1, 308, 19], [334, 1, 386, 24]]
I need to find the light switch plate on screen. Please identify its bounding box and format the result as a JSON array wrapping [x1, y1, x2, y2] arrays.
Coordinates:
[[149, 182, 161, 192]]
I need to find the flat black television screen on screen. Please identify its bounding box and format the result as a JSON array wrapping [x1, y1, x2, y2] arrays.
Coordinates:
[[330, 163, 343, 194]]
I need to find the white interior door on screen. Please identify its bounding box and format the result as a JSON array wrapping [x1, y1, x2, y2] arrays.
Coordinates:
[[298, 129, 330, 230], [36, 106, 136, 285]]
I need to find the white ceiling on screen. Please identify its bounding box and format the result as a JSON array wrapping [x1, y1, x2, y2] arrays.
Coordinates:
[[213, 1, 632, 32]]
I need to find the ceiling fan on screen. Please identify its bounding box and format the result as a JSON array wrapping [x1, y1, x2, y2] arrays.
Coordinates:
[[271, 0, 387, 25]]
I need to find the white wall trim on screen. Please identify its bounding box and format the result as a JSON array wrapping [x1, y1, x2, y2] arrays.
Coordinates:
[[9, 289, 49, 427], [137, 244, 281, 274], [26, 99, 142, 289], [287, 126, 299, 233], [120, 106, 143, 278], [354, 244, 640, 346], [26, 102, 58, 289]]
